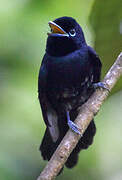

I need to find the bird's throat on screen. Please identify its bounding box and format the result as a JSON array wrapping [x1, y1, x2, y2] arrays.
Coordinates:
[[46, 36, 78, 57]]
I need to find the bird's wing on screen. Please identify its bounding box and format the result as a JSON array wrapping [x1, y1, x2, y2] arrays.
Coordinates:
[[88, 46, 102, 82], [38, 56, 59, 142]]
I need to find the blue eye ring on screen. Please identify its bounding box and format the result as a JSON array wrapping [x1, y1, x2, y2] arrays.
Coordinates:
[[69, 29, 76, 36]]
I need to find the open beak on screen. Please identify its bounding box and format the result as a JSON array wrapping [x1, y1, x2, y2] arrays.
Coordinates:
[[48, 21, 69, 37]]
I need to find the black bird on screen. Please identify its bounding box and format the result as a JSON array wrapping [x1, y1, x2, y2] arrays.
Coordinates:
[[38, 17, 105, 169]]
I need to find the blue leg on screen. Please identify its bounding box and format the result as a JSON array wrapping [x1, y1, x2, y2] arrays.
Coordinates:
[[67, 111, 81, 135], [93, 82, 109, 91]]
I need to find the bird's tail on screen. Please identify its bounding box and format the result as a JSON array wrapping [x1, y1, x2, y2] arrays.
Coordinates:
[[40, 127, 64, 175], [40, 114, 67, 161], [40, 128, 58, 161], [40, 120, 96, 170]]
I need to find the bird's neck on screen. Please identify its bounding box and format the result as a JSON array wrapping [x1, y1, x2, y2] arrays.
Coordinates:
[[46, 36, 80, 57]]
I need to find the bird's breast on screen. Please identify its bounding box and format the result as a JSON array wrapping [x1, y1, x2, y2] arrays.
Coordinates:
[[46, 51, 94, 110], [47, 61, 83, 88], [47, 75, 94, 112]]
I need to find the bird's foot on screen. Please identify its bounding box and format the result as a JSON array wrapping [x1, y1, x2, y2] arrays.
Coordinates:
[[67, 111, 81, 135], [93, 82, 110, 92]]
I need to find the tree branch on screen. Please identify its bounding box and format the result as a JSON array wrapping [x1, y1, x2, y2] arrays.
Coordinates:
[[37, 52, 122, 180]]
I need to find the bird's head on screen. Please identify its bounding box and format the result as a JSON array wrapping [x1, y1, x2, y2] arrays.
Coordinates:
[[46, 17, 86, 57]]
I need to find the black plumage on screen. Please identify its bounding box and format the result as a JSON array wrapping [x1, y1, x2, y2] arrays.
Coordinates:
[[38, 17, 102, 169]]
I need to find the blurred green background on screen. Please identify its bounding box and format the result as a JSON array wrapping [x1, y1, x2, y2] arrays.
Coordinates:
[[0, 0, 122, 180]]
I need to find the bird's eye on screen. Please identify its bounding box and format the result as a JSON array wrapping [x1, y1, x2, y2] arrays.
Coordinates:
[[69, 29, 76, 36]]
